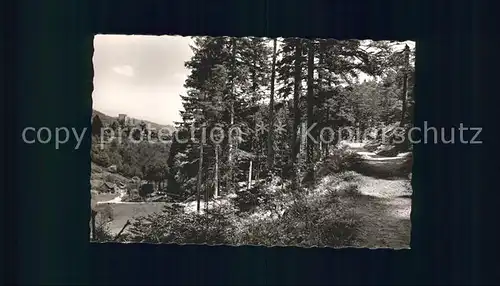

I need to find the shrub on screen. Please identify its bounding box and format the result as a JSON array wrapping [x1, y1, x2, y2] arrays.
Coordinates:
[[317, 148, 362, 177], [122, 190, 142, 202], [339, 171, 357, 182], [128, 205, 236, 245], [325, 186, 342, 202], [91, 164, 102, 174], [125, 181, 361, 247], [239, 195, 359, 247], [343, 183, 362, 197], [92, 222, 114, 242], [238, 219, 282, 246], [104, 174, 118, 184], [91, 204, 114, 242], [95, 181, 109, 193], [340, 152, 363, 170], [139, 183, 154, 198], [232, 183, 272, 213], [95, 204, 114, 223], [91, 151, 110, 167], [315, 209, 358, 246]]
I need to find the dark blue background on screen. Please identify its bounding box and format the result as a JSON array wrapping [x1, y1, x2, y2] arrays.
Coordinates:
[[7, 0, 495, 284]]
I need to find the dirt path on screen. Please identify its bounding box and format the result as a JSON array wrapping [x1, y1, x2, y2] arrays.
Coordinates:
[[348, 175, 412, 249], [342, 142, 412, 249]]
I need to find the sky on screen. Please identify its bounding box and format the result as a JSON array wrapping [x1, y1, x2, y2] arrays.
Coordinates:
[[93, 35, 415, 125], [92, 35, 194, 125]]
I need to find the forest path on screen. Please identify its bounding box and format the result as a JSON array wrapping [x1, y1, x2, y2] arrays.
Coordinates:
[[341, 142, 412, 248]]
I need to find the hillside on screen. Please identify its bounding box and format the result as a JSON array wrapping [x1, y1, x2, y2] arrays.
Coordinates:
[[91, 161, 131, 193], [92, 109, 175, 133], [92, 109, 117, 126]]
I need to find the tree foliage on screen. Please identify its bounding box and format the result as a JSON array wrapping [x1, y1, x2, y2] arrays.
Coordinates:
[[167, 38, 415, 199]]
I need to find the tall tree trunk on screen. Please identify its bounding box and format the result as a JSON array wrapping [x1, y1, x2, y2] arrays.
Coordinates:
[[305, 39, 315, 182], [400, 44, 410, 128], [291, 40, 302, 164], [250, 40, 258, 188], [196, 129, 204, 213], [227, 38, 237, 191], [267, 38, 277, 173], [319, 141, 323, 159], [325, 64, 335, 156], [247, 160, 253, 190], [205, 179, 209, 211], [318, 41, 325, 159], [255, 160, 260, 182], [214, 144, 219, 198], [228, 102, 235, 162], [291, 40, 303, 189]]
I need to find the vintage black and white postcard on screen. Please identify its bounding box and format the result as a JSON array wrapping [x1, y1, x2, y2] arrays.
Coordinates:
[[90, 35, 415, 248]]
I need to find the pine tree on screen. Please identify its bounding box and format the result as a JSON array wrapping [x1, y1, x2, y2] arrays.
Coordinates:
[[305, 39, 315, 183], [267, 38, 277, 173], [237, 37, 272, 185], [91, 115, 103, 137], [168, 36, 271, 201], [166, 36, 414, 206]]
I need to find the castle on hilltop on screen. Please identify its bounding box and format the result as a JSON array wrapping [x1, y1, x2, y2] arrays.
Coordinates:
[[118, 113, 137, 125], [118, 113, 127, 122]]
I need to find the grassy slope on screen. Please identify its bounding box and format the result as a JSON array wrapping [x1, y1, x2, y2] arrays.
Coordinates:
[[90, 162, 130, 192], [232, 147, 413, 248]]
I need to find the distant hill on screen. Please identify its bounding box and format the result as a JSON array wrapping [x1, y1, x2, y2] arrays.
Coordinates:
[[92, 109, 116, 126], [92, 109, 175, 133]]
